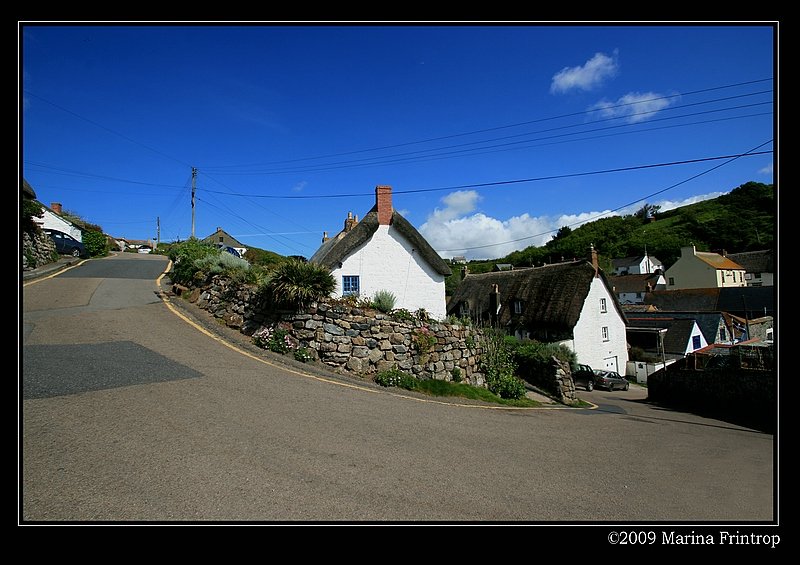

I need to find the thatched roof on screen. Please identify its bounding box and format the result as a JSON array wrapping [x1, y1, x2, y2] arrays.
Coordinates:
[[309, 206, 451, 276], [448, 260, 626, 335], [22, 178, 36, 199]]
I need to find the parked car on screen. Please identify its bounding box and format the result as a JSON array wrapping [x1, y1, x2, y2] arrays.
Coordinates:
[[571, 363, 596, 391], [44, 229, 87, 258], [218, 244, 241, 258], [592, 370, 630, 391]]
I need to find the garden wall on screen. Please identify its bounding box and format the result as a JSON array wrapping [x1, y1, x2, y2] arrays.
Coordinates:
[[179, 275, 486, 385], [22, 230, 57, 270]]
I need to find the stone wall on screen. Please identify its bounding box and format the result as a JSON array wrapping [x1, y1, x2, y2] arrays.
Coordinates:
[[179, 275, 485, 385], [647, 357, 775, 432], [22, 230, 57, 270]]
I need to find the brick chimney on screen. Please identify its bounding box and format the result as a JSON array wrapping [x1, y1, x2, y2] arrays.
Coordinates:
[[376, 185, 393, 225], [590, 244, 599, 277], [51, 202, 63, 215]]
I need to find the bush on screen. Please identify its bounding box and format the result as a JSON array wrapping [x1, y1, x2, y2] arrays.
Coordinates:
[[488, 372, 528, 400], [372, 290, 396, 313], [244, 247, 287, 268], [412, 327, 437, 354], [374, 367, 418, 390], [294, 347, 312, 363], [391, 308, 412, 322], [511, 339, 576, 396], [265, 260, 336, 309], [451, 367, 463, 382], [83, 230, 110, 257], [168, 239, 220, 285], [480, 328, 526, 399], [194, 251, 250, 277], [22, 199, 43, 233]]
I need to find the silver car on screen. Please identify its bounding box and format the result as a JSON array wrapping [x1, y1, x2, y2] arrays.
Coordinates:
[[592, 370, 630, 391]]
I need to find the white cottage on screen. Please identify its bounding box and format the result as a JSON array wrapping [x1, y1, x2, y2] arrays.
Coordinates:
[[309, 186, 452, 320], [33, 202, 83, 242], [448, 248, 629, 373]]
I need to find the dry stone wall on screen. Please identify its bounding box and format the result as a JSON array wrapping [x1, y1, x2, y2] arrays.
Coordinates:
[[22, 230, 57, 270], [179, 275, 485, 385]]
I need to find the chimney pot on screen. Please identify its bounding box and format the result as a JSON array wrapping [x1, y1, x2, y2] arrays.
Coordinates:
[[51, 202, 63, 215]]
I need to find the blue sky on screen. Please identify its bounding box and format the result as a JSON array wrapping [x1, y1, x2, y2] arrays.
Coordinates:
[[21, 24, 775, 260]]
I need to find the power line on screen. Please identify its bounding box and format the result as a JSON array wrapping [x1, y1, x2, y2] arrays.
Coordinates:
[[23, 161, 187, 190], [434, 139, 773, 253], [23, 90, 192, 168], [203, 92, 772, 175], [201, 77, 773, 169], [201, 149, 772, 200]]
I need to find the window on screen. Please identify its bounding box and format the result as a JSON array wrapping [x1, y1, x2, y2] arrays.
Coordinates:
[[720, 328, 727, 341], [601, 326, 609, 341], [219, 236, 223, 242], [692, 335, 702, 350], [669, 277, 675, 286], [342, 275, 360, 296], [755, 272, 762, 279], [513, 300, 523, 314], [459, 301, 470, 316], [600, 298, 607, 313]]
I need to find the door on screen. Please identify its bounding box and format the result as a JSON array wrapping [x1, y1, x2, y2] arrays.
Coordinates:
[[603, 356, 618, 372]]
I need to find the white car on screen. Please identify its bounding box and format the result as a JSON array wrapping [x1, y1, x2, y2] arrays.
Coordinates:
[[137, 247, 152, 254]]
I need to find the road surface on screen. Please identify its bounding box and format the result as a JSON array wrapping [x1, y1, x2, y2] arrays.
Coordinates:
[[21, 254, 775, 521]]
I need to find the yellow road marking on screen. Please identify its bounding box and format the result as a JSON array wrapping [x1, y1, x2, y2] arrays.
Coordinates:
[[23, 259, 90, 287], [156, 262, 590, 411]]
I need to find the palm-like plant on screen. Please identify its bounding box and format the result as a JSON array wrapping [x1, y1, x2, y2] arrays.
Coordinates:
[[266, 260, 335, 308]]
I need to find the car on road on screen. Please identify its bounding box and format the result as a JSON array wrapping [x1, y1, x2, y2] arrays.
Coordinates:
[[44, 229, 87, 258], [571, 363, 597, 391], [592, 369, 630, 391]]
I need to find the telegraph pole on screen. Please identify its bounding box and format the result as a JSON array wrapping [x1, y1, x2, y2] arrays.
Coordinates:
[[156, 216, 160, 248], [191, 167, 197, 239]]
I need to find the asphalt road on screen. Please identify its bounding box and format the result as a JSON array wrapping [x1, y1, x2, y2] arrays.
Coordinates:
[[21, 254, 775, 522]]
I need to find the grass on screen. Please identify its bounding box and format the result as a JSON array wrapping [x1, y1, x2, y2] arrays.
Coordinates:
[[411, 378, 541, 407]]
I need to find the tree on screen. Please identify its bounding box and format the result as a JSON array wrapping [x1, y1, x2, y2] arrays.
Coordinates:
[[551, 225, 572, 242], [634, 203, 661, 221]]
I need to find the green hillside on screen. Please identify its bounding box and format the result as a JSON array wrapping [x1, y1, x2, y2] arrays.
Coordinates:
[[502, 181, 774, 270]]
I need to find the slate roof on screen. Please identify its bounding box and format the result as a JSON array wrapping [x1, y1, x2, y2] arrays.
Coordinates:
[[608, 273, 663, 294], [626, 318, 699, 355], [725, 250, 774, 273], [447, 260, 627, 333], [612, 255, 663, 268], [644, 287, 774, 317], [309, 207, 451, 276], [625, 311, 723, 345], [201, 228, 247, 249]]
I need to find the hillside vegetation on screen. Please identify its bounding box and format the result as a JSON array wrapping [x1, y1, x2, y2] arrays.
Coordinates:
[[447, 181, 774, 293]]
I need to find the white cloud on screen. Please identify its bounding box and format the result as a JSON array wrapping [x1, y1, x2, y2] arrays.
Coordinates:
[[759, 163, 773, 175], [589, 91, 674, 123], [550, 51, 619, 94], [291, 181, 308, 192], [420, 190, 729, 260], [396, 208, 410, 217]]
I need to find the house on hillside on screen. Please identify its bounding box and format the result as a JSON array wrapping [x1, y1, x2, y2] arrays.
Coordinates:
[[726, 250, 774, 287], [310, 186, 452, 320], [33, 201, 83, 242], [665, 245, 746, 289], [608, 271, 667, 304], [202, 227, 248, 257], [612, 253, 664, 275], [451, 255, 467, 265], [448, 247, 628, 373]]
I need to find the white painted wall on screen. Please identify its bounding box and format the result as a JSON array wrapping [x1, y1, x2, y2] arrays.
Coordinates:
[[570, 277, 629, 370], [329, 225, 447, 320], [682, 321, 709, 355], [34, 209, 82, 242]]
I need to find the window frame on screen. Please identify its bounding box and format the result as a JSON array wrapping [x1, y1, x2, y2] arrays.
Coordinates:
[[600, 298, 607, 313], [601, 326, 609, 342], [342, 275, 360, 296]]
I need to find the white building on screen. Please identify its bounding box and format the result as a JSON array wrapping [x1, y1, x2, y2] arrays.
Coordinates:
[[310, 186, 452, 320], [448, 248, 629, 373], [33, 202, 83, 242], [612, 253, 664, 275]]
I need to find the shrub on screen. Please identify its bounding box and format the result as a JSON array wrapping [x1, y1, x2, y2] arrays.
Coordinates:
[[374, 367, 418, 390], [480, 328, 526, 399], [22, 199, 43, 233], [168, 239, 220, 285], [412, 327, 437, 354], [488, 372, 527, 400], [511, 339, 577, 396], [391, 308, 412, 322], [265, 260, 336, 309], [243, 247, 287, 268], [372, 290, 396, 313], [193, 251, 250, 277], [451, 367, 463, 383], [294, 347, 312, 363], [268, 328, 292, 354], [83, 230, 110, 257]]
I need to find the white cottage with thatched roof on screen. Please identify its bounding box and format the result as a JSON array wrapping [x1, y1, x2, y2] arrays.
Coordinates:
[[310, 186, 452, 320], [448, 248, 628, 372]]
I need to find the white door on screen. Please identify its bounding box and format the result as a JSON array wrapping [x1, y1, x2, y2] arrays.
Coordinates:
[[603, 356, 618, 372]]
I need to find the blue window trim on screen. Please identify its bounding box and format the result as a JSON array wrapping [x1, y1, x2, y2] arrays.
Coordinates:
[[342, 275, 360, 296]]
